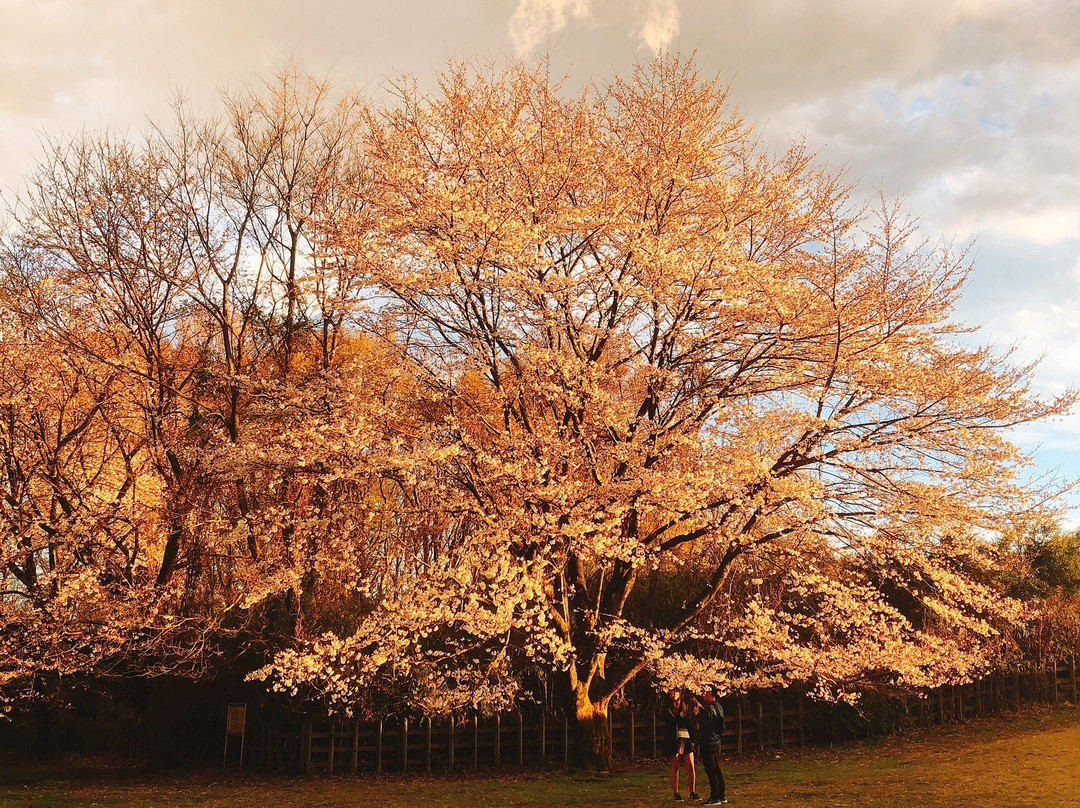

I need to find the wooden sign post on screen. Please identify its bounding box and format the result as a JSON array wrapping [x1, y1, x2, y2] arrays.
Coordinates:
[[224, 703, 247, 772]]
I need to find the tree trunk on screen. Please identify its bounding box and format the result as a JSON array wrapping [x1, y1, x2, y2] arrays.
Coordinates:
[[574, 690, 612, 773]]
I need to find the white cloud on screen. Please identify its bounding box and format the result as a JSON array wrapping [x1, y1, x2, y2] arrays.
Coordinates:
[[636, 0, 680, 52], [984, 208, 1080, 246], [508, 0, 591, 55], [507, 0, 681, 56]]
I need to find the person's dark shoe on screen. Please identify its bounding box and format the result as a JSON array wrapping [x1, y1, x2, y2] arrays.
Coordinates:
[[689, 793, 700, 801], [673, 793, 683, 801]]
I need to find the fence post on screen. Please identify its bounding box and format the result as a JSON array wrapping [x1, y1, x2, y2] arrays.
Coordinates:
[[563, 715, 569, 765], [1072, 657, 1078, 704], [976, 679, 982, 715], [302, 719, 312, 774], [650, 710, 657, 758], [1052, 662, 1059, 704], [376, 718, 383, 774], [798, 698, 805, 747], [472, 715, 478, 770], [629, 707, 635, 759], [779, 698, 785, 750], [540, 712, 547, 760], [425, 716, 432, 773], [495, 713, 502, 766], [518, 711, 524, 767], [349, 721, 358, 773], [402, 716, 409, 773], [736, 700, 744, 757], [757, 701, 765, 751], [328, 720, 335, 774], [448, 716, 455, 771]]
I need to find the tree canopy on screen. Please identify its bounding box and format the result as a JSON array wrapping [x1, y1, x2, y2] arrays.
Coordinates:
[[1, 56, 1073, 770], [260, 57, 1072, 765]]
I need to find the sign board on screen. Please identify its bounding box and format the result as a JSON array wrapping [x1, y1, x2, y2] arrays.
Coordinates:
[[226, 703, 247, 735], [224, 703, 247, 771]]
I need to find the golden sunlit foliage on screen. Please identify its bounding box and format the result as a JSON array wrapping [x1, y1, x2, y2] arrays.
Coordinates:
[[0, 56, 1073, 770], [264, 57, 1072, 767]]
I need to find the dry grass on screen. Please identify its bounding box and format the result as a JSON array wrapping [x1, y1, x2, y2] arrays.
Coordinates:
[[3, 705, 1079, 807]]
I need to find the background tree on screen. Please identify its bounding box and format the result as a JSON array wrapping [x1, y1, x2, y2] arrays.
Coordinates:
[[262, 57, 1073, 770], [0, 67, 405, 714], [996, 521, 1080, 666]]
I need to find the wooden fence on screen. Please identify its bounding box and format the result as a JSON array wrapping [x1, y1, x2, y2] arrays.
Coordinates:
[[260, 696, 812, 774], [908, 658, 1078, 728], [241, 658, 1078, 773], [14, 658, 1070, 770]]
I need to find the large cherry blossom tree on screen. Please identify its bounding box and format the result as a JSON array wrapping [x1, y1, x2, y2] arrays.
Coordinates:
[[261, 57, 1073, 769]]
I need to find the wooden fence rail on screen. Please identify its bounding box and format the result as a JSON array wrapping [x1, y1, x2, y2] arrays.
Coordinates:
[[244, 658, 1078, 773], [8, 660, 1074, 769]]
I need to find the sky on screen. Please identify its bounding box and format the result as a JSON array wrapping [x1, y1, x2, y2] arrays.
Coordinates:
[[1, 0, 1079, 517]]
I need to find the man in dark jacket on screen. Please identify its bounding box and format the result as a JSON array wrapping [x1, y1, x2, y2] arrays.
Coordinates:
[[696, 689, 727, 805]]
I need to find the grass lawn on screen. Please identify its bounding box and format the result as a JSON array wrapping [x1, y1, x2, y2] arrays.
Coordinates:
[[3, 705, 1079, 808]]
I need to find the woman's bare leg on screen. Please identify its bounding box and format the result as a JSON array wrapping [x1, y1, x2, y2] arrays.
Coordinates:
[[670, 755, 681, 793], [684, 751, 697, 794]]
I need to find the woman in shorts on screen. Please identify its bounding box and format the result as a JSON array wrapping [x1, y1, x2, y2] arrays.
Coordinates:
[[662, 688, 699, 801]]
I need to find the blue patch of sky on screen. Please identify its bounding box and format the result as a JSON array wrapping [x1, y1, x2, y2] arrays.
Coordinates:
[[871, 87, 899, 118], [975, 112, 1010, 135], [957, 233, 1080, 517], [903, 94, 932, 128], [1014, 446, 1080, 525], [957, 233, 1080, 326], [867, 73, 1021, 136]]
